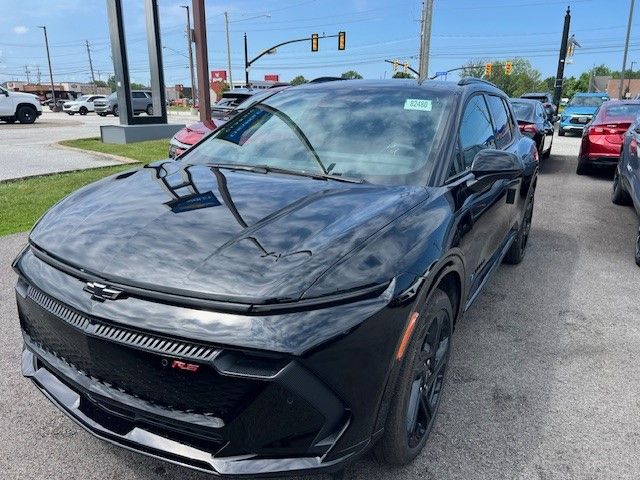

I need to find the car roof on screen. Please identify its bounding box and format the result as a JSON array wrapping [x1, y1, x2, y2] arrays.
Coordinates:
[[521, 92, 550, 97], [289, 78, 501, 95], [510, 98, 541, 104], [574, 92, 609, 97]]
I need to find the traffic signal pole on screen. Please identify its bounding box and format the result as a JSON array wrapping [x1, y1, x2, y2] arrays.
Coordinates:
[[553, 7, 571, 110]]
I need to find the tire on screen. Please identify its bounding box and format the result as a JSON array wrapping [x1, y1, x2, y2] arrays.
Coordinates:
[[504, 189, 535, 264], [67, 112, 75, 115], [374, 289, 453, 465], [113, 105, 119, 117], [79, 106, 88, 115], [576, 160, 589, 175], [558, 128, 565, 137], [543, 137, 552, 159], [98, 113, 106, 117], [146, 104, 153, 116], [16, 105, 37, 124], [635, 230, 640, 267], [611, 169, 632, 205]]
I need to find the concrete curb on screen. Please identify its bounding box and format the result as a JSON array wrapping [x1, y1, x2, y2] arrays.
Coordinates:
[[53, 142, 139, 165]]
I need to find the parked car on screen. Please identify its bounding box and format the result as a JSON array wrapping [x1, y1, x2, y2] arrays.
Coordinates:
[[611, 117, 640, 265], [559, 92, 610, 136], [62, 94, 106, 115], [94, 90, 153, 116], [520, 92, 557, 120], [0, 85, 42, 124], [169, 87, 289, 158], [577, 100, 640, 175], [14, 79, 538, 477], [510, 98, 554, 158], [210, 90, 254, 119]]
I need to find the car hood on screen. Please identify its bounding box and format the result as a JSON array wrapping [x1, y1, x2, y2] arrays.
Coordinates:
[[563, 106, 599, 116], [11, 91, 39, 101], [30, 161, 428, 303]]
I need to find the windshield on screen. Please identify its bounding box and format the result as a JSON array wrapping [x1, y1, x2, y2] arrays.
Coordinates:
[[184, 85, 453, 186], [599, 103, 640, 123], [568, 96, 608, 107], [510, 102, 535, 121]]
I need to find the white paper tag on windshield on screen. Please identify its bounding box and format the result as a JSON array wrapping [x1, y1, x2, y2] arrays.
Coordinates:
[[404, 99, 432, 111]]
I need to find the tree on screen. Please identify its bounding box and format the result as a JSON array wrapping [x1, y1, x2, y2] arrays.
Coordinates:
[[392, 71, 414, 79], [461, 58, 541, 97], [92, 80, 107, 88], [290, 75, 308, 86], [341, 70, 363, 80], [131, 82, 147, 90], [106, 75, 148, 92]]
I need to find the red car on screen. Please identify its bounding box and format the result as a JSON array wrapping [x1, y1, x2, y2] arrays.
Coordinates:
[[577, 100, 640, 175], [168, 87, 289, 159]]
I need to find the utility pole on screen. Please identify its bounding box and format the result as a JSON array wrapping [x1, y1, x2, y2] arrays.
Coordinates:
[[418, 0, 434, 81], [192, 0, 211, 122], [619, 0, 635, 99], [37, 26, 56, 111], [181, 5, 197, 106], [224, 12, 233, 89], [244, 33, 249, 87], [24, 65, 31, 83], [36, 66, 42, 84], [553, 7, 571, 110], [85, 40, 97, 92]]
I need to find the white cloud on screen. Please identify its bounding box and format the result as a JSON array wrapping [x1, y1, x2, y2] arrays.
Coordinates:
[[13, 26, 28, 35]]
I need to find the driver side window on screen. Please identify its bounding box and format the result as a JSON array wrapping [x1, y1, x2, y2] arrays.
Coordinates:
[[459, 95, 496, 170]]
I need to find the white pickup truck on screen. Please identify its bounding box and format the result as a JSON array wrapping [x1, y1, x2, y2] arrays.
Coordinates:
[[0, 85, 42, 124]]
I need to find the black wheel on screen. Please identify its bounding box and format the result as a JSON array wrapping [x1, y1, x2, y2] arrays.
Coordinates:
[[67, 112, 75, 115], [612, 169, 632, 205], [558, 128, 565, 137], [375, 289, 453, 465], [79, 106, 88, 115], [113, 105, 119, 117], [504, 189, 535, 264], [536, 137, 544, 158], [98, 113, 106, 117], [146, 104, 153, 116], [576, 160, 589, 175], [635, 230, 640, 267], [16, 105, 37, 124]]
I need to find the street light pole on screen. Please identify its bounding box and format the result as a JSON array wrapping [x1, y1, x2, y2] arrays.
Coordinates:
[[224, 12, 233, 89], [553, 7, 571, 110], [619, 0, 636, 99], [244, 33, 249, 87], [38, 26, 56, 111], [181, 5, 197, 106]]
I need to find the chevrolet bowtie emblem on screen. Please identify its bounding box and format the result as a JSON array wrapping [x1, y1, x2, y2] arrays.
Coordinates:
[[83, 282, 123, 301]]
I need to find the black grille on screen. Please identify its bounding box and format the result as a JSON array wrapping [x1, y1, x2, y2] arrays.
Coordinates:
[[20, 287, 264, 420]]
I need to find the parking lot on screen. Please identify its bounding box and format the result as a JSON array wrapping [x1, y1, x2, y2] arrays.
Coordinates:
[[0, 111, 195, 181], [0, 133, 638, 479]]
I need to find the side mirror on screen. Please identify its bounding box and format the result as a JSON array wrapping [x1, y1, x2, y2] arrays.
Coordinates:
[[469, 149, 523, 190], [1, 90, 8, 97]]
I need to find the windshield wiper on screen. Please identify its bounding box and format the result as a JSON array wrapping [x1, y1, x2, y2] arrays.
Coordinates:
[[209, 163, 365, 184]]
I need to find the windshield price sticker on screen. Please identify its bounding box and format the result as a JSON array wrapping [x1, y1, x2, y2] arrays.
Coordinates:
[[404, 99, 432, 111]]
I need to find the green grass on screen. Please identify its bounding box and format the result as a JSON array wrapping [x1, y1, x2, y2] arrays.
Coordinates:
[[59, 137, 170, 163], [0, 164, 140, 236]]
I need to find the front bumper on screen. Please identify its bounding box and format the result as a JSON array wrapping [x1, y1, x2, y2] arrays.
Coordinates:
[[14, 247, 406, 477], [94, 105, 112, 114]]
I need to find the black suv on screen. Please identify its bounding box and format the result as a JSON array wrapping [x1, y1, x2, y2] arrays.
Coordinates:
[[15, 79, 538, 477]]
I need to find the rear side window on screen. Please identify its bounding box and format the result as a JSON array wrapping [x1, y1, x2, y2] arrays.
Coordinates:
[[459, 95, 496, 169], [486, 95, 513, 148]]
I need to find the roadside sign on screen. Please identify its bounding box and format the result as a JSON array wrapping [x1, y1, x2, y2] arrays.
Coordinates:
[[210, 70, 227, 82]]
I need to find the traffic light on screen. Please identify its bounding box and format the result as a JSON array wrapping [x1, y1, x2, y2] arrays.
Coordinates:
[[485, 63, 492, 76], [504, 61, 513, 75], [403, 62, 408, 74], [311, 33, 319, 52], [392, 59, 398, 72], [338, 31, 346, 51]]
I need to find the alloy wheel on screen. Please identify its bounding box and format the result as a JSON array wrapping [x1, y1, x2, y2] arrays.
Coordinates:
[[406, 310, 452, 448], [519, 194, 535, 253]]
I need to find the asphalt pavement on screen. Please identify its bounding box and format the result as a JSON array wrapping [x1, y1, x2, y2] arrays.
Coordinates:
[[1, 133, 639, 479], [0, 110, 196, 181]]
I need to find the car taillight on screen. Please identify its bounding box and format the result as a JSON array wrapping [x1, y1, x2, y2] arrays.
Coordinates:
[[518, 123, 537, 134], [589, 124, 629, 136]]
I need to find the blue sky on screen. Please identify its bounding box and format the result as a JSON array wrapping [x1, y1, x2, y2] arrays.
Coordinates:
[[0, 0, 638, 87]]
